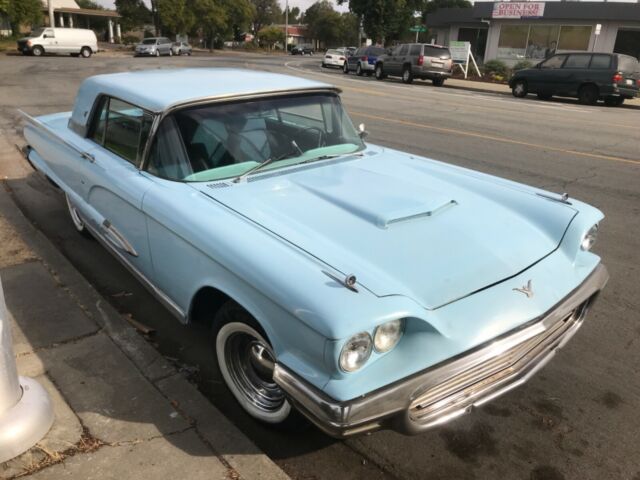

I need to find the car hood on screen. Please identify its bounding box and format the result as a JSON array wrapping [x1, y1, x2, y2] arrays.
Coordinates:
[[193, 148, 577, 310]]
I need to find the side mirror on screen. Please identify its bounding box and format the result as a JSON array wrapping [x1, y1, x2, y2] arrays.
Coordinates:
[[43, 34, 48, 39], [358, 123, 369, 139]]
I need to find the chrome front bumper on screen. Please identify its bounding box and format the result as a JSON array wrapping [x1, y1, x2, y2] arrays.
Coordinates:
[[273, 264, 608, 438]]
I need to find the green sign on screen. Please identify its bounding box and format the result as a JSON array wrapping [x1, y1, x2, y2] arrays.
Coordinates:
[[409, 26, 426, 33]]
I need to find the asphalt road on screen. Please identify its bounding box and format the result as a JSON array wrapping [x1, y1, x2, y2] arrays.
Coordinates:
[[1, 51, 639, 480]]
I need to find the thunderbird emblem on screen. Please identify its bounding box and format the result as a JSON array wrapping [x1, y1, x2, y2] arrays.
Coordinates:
[[513, 280, 534, 298]]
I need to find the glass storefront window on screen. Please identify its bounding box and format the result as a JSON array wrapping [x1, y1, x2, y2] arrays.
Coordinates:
[[497, 24, 593, 60], [558, 26, 592, 51], [497, 25, 528, 59], [527, 25, 560, 60]]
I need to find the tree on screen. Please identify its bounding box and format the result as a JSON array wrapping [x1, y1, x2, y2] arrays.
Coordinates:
[[157, 0, 195, 36], [338, 0, 422, 44], [114, 0, 151, 32], [258, 25, 283, 49], [3, 0, 41, 34], [422, 0, 471, 15], [279, 6, 300, 24], [250, 0, 280, 35], [339, 12, 359, 46], [222, 0, 255, 41], [191, 0, 227, 49], [304, 1, 342, 48], [75, 0, 103, 9]]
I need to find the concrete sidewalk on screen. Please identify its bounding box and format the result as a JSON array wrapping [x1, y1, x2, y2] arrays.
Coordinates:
[[0, 184, 289, 479]]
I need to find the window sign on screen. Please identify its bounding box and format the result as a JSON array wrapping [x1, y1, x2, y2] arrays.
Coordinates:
[[497, 24, 592, 60], [493, 2, 545, 19]]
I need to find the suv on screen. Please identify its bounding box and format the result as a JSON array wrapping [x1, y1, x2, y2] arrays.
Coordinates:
[[375, 44, 453, 85], [510, 52, 639, 106], [343, 46, 386, 76]]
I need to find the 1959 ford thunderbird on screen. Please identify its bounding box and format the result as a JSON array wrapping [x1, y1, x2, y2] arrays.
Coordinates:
[[21, 68, 608, 437]]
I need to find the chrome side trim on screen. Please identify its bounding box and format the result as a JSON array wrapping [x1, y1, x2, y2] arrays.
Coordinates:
[[274, 264, 608, 438], [83, 221, 186, 322], [101, 220, 139, 257]]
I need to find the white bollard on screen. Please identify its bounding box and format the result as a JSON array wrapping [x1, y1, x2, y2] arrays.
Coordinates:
[[0, 278, 54, 463]]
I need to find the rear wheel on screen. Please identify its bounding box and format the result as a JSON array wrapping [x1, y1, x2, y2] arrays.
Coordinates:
[[432, 78, 445, 87], [80, 47, 92, 58], [578, 84, 599, 105], [401, 65, 413, 84], [32, 45, 44, 57], [604, 96, 625, 107], [213, 302, 306, 429], [356, 63, 363, 76], [511, 80, 527, 98], [375, 63, 385, 80]]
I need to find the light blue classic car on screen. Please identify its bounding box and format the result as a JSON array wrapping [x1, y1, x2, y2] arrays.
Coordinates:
[[21, 68, 608, 437]]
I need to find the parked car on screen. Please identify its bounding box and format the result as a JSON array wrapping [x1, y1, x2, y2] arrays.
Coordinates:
[[322, 49, 346, 68], [343, 46, 386, 76], [375, 43, 453, 85], [134, 37, 174, 57], [291, 44, 314, 55], [510, 52, 640, 106], [171, 41, 192, 56], [21, 68, 608, 438], [16, 27, 97, 58]]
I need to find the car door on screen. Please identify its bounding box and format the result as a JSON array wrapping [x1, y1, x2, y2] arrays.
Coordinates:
[[42, 29, 58, 53], [349, 48, 362, 71], [560, 54, 592, 95], [81, 96, 156, 277], [393, 45, 409, 76], [529, 54, 567, 94]]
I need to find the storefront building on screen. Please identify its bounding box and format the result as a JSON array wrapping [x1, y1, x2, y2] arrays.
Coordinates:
[[426, 2, 640, 65]]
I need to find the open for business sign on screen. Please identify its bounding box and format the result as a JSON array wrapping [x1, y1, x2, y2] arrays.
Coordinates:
[[492, 2, 545, 19]]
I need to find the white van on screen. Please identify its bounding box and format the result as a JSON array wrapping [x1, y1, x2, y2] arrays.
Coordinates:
[[17, 28, 98, 58]]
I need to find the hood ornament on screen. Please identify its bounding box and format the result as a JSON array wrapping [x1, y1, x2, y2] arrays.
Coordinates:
[[322, 271, 358, 293], [513, 280, 534, 298]]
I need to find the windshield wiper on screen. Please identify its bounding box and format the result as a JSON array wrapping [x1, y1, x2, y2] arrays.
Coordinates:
[[232, 149, 298, 183]]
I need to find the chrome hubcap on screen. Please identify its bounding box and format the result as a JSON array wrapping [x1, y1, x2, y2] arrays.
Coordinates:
[[515, 83, 524, 94], [403, 70, 409, 81], [224, 332, 285, 413]]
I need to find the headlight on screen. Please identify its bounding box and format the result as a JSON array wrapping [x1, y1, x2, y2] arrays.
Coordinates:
[[339, 332, 372, 372], [581, 224, 599, 251], [374, 319, 404, 352]]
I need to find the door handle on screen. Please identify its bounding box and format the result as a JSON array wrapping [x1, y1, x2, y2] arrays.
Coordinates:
[[101, 220, 138, 257], [80, 152, 95, 162]]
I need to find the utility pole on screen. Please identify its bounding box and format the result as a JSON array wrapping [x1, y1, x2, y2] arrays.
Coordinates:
[[284, 0, 289, 54], [47, 0, 54, 28]]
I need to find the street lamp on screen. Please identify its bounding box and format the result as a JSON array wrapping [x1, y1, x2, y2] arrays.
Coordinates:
[[284, 0, 289, 54], [0, 279, 53, 463]]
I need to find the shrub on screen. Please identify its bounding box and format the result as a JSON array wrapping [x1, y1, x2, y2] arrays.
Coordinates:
[[513, 60, 533, 71], [122, 34, 139, 45], [483, 59, 509, 77]]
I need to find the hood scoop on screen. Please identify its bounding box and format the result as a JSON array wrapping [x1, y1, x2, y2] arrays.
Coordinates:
[[292, 168, 457, 229]]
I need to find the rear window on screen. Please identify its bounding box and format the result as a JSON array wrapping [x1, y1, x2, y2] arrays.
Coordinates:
[[564, 54, 590, 69], [367, 47, 385, 56], [424, 46, 451, 59], [327, 49, 341, 55], [617, 55, 639, 73], [590, 54, 611, 69]]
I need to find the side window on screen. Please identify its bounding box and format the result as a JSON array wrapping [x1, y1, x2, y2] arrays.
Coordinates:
[[590, 54, 611, 69], [43, 29, 55, 38], [409, 44, 421, 56], [88, 96, 153, 167], [540, 55, 566, 69], [399, 45, 409, 56], [147, 117, 193, 180], [564, 54, 591, 69]]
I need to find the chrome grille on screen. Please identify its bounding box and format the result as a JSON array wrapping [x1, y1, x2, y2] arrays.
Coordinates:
[[409, 302, 589, 424]]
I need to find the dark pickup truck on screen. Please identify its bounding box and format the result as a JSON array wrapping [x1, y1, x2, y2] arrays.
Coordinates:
[[509, 52, 639, 106]]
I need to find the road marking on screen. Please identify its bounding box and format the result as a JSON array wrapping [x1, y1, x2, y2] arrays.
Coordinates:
[[350, 110, 640, 166]]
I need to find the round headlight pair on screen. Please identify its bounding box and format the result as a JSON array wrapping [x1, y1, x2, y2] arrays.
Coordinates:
[[581, 224, 599, 251], [339, 319, 404, 373]]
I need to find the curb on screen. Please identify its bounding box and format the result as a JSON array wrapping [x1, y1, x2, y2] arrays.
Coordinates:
[[0, 183, 290, 480]]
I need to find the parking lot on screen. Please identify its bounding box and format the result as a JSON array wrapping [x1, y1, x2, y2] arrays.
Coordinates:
[[1, 51, 639, 480]]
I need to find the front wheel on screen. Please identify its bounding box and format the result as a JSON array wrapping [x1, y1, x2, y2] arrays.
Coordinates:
[[32, 45, 44, 57], [375, 63, 385, 80], [214, 302, 304, 428], [343, 62, 349, 74], [155, 50, 160, 57], [511, 80, 528, 98]]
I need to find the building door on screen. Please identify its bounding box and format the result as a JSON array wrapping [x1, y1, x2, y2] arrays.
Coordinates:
[[614, 29, 640, 60], [458, 28, 488, 62]]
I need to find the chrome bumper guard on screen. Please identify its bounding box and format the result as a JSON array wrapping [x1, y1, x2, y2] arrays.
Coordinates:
[[273, 264, 609, 437]]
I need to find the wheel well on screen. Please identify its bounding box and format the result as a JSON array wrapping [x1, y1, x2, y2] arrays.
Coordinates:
[[188, 286, 232, 327], [403, 62, 411, 69]]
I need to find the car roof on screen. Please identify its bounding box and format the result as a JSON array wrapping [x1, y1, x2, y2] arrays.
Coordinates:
[[71, 68, 336, 120]]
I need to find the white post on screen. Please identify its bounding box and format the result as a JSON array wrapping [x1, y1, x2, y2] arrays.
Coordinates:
[[68, 14, 73, 28], [284, 0, 288, 54], [0, 279, 54, 463], [108, 19, 114, 43], [116, 23, 122, 42], [59, 13, 65, 27], [47, 0, 54, 28]]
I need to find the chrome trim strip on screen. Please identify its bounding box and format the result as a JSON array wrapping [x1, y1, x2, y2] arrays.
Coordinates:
[[274, 264, 608, 438], [101, 220, 139, 257], [83, 221, 186, 322]]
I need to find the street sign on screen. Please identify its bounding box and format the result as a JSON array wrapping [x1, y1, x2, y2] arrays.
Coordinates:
[[409, 26, 426, 33]]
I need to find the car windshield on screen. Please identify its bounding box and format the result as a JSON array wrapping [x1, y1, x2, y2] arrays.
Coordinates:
[[142, 39, 157, 45], [147, 93, 365, 183]]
